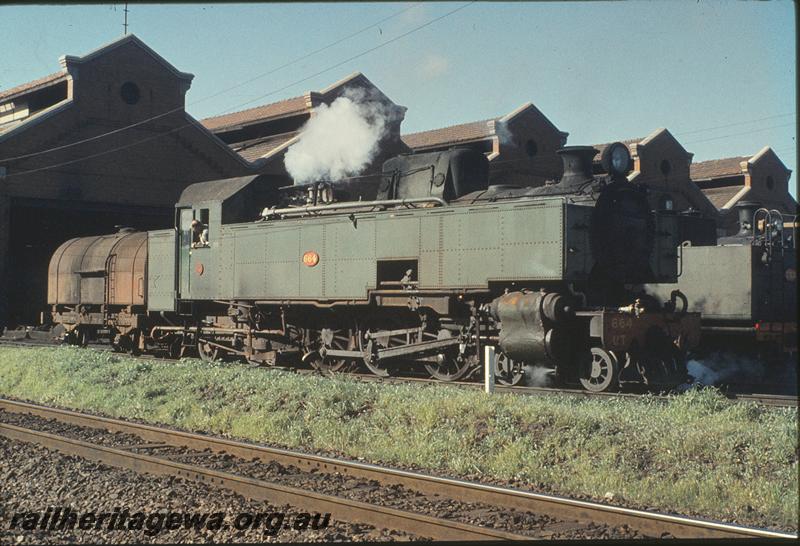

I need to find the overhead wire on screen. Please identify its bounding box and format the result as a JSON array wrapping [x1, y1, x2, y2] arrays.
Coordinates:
[[682, 122, 796, 145], [674, 112, 795, 136], [2, 2, 474, 178], [0, 2, 422, 164]]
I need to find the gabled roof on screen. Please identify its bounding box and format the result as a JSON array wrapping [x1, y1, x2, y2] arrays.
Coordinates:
[[690, 156, 749, 181], [402, 118, 494, 149], [200, 72, 401, 135], [0, 71, 68, 103], [229, 133, 300, 162], [593, 128, 692, 163], [592, 137, 644, 161], [59, 34, 194, 82], [402, 103, 565, 151], [0, 99, 74, 141], [201, 95, 310, 132], [701, 185, 749, 209]]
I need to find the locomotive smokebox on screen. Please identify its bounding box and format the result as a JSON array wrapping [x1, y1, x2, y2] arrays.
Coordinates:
[[556, 146, 598, 189]]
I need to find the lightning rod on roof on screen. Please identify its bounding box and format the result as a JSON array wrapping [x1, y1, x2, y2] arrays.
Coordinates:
[[123, 3, 129, 35]]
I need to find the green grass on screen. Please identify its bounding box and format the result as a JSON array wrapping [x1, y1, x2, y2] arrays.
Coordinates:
[[0, 346, 797, 529]]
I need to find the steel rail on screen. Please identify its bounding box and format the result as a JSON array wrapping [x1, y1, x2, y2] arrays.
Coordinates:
[[0, 398, 795, 540], [1, 336, 797, 407], [0, 420, 526, 542]]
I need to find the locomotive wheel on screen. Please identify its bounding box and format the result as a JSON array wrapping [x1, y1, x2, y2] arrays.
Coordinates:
[[197, 339, 221, 362], [494, 352, 525, 386], [579, 347, 619, 392], [425, 353, 473, 381], [639, 347, 688, 389], [424, 329, 474, 382], [307, 328, 357, 373], [358, 329, 397, 377]]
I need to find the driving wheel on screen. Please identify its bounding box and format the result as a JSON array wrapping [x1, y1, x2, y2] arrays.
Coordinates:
[[579, 347, 619, 392]]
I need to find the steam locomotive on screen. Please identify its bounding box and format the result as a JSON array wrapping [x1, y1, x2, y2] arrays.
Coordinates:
[[46, 144, 701, 392], [646, 201, 797, 374]]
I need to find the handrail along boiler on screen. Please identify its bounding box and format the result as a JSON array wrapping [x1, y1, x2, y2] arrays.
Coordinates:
[[46, 143, 700, 391]]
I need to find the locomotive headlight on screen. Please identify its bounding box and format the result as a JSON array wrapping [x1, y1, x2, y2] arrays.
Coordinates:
[[602, 142, 632, 178]]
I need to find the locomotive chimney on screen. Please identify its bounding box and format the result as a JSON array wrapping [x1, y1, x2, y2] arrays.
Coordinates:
[[556, 146, 598, 188], [734, 200, 759, 237]]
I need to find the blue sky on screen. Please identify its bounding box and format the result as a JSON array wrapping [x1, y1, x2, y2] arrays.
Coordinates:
[[1, 2, 796, 196]]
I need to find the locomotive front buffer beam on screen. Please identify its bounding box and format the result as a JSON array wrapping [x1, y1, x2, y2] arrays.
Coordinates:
[[491, 290, 702, 391]]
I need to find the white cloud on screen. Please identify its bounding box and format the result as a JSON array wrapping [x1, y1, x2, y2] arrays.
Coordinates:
[[420, 53, 449, 79]]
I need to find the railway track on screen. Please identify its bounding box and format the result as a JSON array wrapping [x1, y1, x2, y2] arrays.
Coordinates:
[[1, 335, 797, 408], [0, 398, 795, 540]]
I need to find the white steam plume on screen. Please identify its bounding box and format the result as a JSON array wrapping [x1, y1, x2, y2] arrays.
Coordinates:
[[686, 351, 797, 394], [285, 88, 390, 184], [494, 120, 515, 147], [686, 351, 781, 387], [522, 364, 555, 387]]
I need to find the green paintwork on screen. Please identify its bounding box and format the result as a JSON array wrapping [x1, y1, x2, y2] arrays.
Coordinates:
[[147, 229, 177, 312], [646, 244, 796, 322], [171, 196, 600, 302]]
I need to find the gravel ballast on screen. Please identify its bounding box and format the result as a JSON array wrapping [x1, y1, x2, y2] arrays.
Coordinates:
[[0, 410, 647, 540], [0, 435, 413, 543]]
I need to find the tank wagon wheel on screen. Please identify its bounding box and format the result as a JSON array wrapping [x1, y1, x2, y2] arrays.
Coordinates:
[[494, 352, 525, 386], [579, 347, 620, 392], [65, 327, 88, 347], [116, 330, 141, 356], [306, 328, 358, 374], [197, 339, 221, 363]]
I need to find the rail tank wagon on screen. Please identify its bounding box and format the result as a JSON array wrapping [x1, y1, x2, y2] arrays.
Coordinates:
[[47, 144, 701, 392], [47, 229, 149, 349]]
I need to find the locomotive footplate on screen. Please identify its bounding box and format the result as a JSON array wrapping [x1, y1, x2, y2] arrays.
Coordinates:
[[580, 309, 702, 353]]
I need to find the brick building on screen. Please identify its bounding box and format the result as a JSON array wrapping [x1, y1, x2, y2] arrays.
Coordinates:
[[0, 34, 257, 327], [690, 147, 797, 235], [201, 72, 410, 185], [593, 129, 718, 218], [401, 103, 568, 186]]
